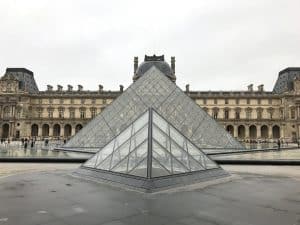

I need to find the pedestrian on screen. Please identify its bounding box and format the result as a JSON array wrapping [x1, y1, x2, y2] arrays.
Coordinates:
[[24, 140, 28, 150], [277, 139, 281, 150], [30, 139, 34, 148]]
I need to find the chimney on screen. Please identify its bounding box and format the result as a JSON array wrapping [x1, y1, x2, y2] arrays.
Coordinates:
[[171, 56, 175, 74], [47, 85, 53, 91], [119, 85, 124, 92], [57, 85, 63, 91], [247, 84, 253, 92], [134, 56, 138, 74], [98, 85, 103, 92], [67, 85, 73, 91], [258, 84, 264, 92], [185, 84, 190, 93], [78, 85, 83, 91]]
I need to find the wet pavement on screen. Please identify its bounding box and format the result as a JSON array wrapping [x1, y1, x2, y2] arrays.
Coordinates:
[[213, 149, 300, 160], [0, 164, 299, 225]]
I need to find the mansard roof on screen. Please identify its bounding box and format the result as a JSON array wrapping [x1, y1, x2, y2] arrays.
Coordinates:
[[1, 68, 39, 93]]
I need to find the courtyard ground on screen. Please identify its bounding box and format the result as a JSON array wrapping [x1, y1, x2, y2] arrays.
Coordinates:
[[0, 163, 299, 225]]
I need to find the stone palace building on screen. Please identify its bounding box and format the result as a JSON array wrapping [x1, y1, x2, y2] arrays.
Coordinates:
[[0, 55, 300, 143]]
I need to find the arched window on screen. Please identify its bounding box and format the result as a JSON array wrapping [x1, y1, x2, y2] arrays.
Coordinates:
[[249, 125, 257, 139], [3, 106, 10, 118], [226, 125, 234, 136], [53, 124, 61, 137], [31, 124, 39, 137], [272, 125, 280, 139], [42, 124, 49, 137], [64, 124, 72, 137], [238, 125, 245, 139], [2, 124, 9, 138], [75, 124, 83, 133], [261, 125, 268, 139]]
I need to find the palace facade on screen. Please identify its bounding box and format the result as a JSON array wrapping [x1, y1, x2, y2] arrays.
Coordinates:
[[1, 56, 300, 142]]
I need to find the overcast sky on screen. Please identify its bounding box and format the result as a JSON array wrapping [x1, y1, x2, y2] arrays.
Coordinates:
[[0, 0, 299, 92]]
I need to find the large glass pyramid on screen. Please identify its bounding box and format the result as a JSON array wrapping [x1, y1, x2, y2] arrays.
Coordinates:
[[76, 109, 228, 192], [64, 66, 244, 153]]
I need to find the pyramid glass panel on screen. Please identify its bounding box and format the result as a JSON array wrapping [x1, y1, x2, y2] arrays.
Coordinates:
[[151, 110, 219, 177], [151, 158, 171, 177], [65, 66, 243, 153], [83, 110, 149, 178], [127, 140, 148, 172], [128, 158, 148, 177]]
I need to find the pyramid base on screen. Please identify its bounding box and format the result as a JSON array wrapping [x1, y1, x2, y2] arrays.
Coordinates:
[[73, 166, 230, 193]]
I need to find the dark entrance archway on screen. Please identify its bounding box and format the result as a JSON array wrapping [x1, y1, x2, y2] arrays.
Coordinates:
[[64, 124, 72, 137], [226, 125, 234, 136], [261, 125, 268, 139], [238, 125, 245, 139], [249, 125, 257, 139], [53, 124, 61, 137], [31, 124, 38, 137], [2, 124, 9, 139], [272, 125, 280, 139], [42, 124, 49, 137], [75, 124, 83, 133]]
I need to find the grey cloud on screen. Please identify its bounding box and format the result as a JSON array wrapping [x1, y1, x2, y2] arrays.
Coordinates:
[[0, 0, 299, 92]]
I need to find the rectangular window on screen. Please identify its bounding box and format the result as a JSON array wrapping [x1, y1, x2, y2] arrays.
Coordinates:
[[257, 99, 261, 105], [280, 109, 284, 119], [235, 99, 239, 105], [235, 112, 240, 119], [247, 99, 250, 104], [59, 111, 64, 118], [225, 99, 228, 104], [246, 110, 252, 119], [291, 108, 295, 119], [268, 99, 272, 104], [224, 110, 229, 119], [91, 109, 97, 118], [257, 111, 262, 119], [80, 111, 86, 119], [214, 99, 217, 104], [213, 111, 218, 119], [69, 111, 75, 119], [38, 109, 42, 118], [48, 111, 53, 118], [203, 99, 207, 105]]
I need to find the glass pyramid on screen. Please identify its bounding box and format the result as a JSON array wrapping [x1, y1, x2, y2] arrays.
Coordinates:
[[64, 66, 244, 153], [83, 108, 219, 178]]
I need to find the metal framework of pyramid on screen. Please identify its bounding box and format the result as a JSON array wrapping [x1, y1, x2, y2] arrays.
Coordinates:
[[64, 66, 244, 154], [75, 108, 229, 192]]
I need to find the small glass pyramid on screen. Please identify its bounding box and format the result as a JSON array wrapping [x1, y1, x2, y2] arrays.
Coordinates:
[[83, 108, 219, 178]]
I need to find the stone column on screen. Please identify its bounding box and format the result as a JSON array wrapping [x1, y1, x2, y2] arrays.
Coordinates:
[[38, 125, 42, 137], [60, 124, 64, 137], [281, 125, 285, 139], [71, 126, 76, 136], [268, 126, 273, 139], [234, 125, 238, 138], [257, 125, 261, 139], [245, 125, 250, 139], [49, 126, 53, 138]]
